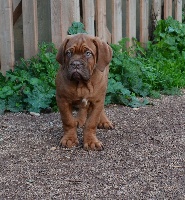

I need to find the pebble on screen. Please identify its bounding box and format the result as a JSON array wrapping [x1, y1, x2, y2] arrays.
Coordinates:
[[50, 146, 57, 151], [30, 112, 40, 116]]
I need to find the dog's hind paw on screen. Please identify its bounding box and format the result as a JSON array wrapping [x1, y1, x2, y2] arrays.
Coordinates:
[[97, 121, 114, 129]]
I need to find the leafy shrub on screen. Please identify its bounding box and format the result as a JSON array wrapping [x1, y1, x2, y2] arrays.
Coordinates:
[[68, 21, 87, 35], [107, 17, 185, 106], [145, 17, 185, 92], [152, 16, 185, 58], [1, 18, 185, 114], [0, 22, 89, 114], [105, 38, 150, 107], [0, 43, 59, 114]]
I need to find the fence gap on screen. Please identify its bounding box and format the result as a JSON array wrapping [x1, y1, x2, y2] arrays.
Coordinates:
[[13, 0, 22, 25], [0, 0, 15, 75]]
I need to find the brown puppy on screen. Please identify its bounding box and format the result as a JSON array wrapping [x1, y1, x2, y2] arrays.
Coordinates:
[[55, 33, 113, 150]]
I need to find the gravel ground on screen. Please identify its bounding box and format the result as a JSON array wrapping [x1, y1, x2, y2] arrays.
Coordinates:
[[0, 93, 185, 200]]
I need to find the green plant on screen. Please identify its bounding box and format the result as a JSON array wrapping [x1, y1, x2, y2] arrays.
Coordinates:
[[146, 17, 185, 92], [68, 21, 87, 35], [0, 21, 87, 115], [153, 16, 185, 58], [106, 38, 150, 107], [182, 6, 185, 23], [0, 43, 59, 114], [1, 18, 185, 114], [106, 17, 185, 106]]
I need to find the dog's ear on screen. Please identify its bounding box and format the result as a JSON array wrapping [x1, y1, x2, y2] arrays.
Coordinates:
[[56, 35, 72, 65], [93, 37, 112, 72]]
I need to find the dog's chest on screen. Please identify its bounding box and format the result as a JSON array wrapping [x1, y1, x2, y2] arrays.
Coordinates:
[[76, 81, 93, 99]]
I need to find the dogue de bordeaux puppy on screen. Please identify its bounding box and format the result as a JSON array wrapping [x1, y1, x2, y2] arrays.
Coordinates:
[[55, 33, 113, 150]]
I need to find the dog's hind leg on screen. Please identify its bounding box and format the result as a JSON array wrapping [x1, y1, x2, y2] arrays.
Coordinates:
[[98, 109, 113, 129], [76, 99, 90, 128], [76, 107, 87, 128]]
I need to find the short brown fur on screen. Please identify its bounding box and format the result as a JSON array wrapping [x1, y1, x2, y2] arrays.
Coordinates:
[[55, 34, 113, 150]]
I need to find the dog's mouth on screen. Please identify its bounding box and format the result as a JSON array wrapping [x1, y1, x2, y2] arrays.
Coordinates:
[[68, 60, 90, 82], [70, 70, 90, 82], [71, 70, 83, 81]]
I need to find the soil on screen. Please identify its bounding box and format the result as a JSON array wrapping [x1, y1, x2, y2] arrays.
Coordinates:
[[0, 93, 185, 200]]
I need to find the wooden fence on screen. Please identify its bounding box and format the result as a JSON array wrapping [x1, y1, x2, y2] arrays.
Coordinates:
[[0, 0, 183, 75]]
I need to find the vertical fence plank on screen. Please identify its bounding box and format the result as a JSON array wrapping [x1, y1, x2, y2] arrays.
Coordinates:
[[140, 0, 149, 47], [51, 0, 80, 45], [71, 0, 80, 21], [96, 0, 106, 40], [175, 0, 182, 22], [151, 0, 161, 40], [0, 0, 15, 75], [152, 0, 161, 21], [51, 0, 62, 49], [22, 0, 38, 59], [13, 0, 22, 10], [164, 0, 172, 19], [112, 0, 122, 44], [82, 0, 95, 36], [61, 0, 71, 42], [126, 0, 136, 47], [61, 0, 80, 41], [96, 0, 111, 43]]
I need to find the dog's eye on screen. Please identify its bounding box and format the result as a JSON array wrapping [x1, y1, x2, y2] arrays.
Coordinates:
[[66, 51, 72, 57], [86, 51, 92, 57]]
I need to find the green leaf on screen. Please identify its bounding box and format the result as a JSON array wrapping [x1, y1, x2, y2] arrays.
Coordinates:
[[182, 51, 185, 59], [0, 86, 14, 98], [7, 94, 24, 112], [30, 77, 41, 86], [68, 21, 87, 35], [24, 85, 55, 112]]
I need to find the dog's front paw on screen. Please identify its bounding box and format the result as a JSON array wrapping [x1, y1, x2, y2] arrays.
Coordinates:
[[83, 135, 103, 151], [60, 135, 79, 148]]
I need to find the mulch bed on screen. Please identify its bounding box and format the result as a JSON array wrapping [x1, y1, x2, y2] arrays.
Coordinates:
[[0, 93, 185, 199]]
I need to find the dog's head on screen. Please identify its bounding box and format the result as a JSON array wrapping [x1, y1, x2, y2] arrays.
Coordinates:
[[56, 34, 112, 82]]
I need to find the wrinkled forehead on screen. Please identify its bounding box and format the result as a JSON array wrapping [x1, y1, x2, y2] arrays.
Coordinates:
[[66, 34, 96, 53]]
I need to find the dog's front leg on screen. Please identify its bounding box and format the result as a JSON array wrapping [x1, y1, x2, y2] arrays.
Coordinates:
[[57, 97, 79, 148], [83, 101, 104, 151]]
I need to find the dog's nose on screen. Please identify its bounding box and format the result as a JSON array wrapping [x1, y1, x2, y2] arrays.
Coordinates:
[[71, 61, 81, 69]]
